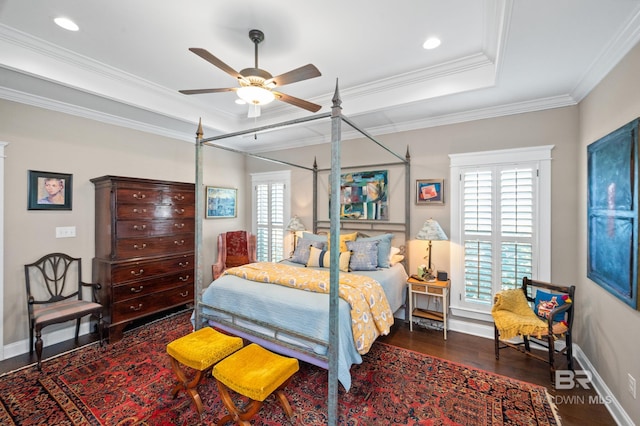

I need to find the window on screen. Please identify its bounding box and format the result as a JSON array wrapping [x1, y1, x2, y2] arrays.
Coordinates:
[[251, 171, 291, 262], [449, 146, 552, 321]]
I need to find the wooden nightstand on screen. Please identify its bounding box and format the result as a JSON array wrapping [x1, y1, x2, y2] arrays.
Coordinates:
[[407, 276, 450, 339]]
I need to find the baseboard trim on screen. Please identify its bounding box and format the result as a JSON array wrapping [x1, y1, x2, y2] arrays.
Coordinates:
[[2, 321, 93, 360], [573, 345, 634, 426]]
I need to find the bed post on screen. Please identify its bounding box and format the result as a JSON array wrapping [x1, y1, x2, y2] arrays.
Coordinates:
[[405, 146, 411, 321], [313, 157, 318, 234], [328, 80, 342, 426], [194, 119, 204, 330]]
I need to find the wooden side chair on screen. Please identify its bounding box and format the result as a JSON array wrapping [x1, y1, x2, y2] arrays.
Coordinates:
[[25, 253, 104, 370], [212, 231, 257, 280], [492, 277, 575, 384]]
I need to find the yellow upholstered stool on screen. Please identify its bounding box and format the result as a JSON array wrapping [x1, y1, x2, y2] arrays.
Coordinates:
[[166, 327, 243, 415], [213, 343, 299, 426]]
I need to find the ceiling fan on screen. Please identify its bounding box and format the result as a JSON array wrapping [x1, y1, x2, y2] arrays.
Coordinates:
[[179, 29, 322, 117]]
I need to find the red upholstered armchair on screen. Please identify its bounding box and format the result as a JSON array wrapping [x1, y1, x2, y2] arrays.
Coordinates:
[[212, 231, 257, 280]]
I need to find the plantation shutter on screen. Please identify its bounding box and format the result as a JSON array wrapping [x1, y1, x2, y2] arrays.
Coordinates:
[[252, 171, 290, 263], [460, 165, 537, 306]]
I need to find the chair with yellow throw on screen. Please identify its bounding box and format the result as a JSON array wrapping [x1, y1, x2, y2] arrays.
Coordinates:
[[492, 277, 575, 384]]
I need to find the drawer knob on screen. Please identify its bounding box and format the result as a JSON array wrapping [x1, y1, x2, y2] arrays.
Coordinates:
[[130, 285, 144, 293], [174, 240, 185, 246], [130, 269, 144, 276], [174, 223, 185, 229], [174, 194, 185, 201], [132, 192, 146, 199], [180, 291, 190, 297], [132, 208, 147, 214], [179, 275, 190, 282], [179, 261, 190, 268], [174, 208, 185, 214], [133, 243, 147, 250], [133, 224, 147, 231], [130, 304, 143, 311]]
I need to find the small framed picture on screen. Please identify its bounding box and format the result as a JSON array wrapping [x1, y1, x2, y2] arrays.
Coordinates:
[[416, 179, 444, 205], [206, 186, 237, 218], [28, 170, 73, 210]]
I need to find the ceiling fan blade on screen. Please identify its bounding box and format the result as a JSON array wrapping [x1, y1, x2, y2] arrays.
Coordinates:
[[273, 91, 321, 113], [265, 64, 321, 87], [179, 88, 237, 95], [188, 48, 249, 84]]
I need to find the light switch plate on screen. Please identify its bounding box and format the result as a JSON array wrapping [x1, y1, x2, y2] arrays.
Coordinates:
[[55, 226, 76, 238]]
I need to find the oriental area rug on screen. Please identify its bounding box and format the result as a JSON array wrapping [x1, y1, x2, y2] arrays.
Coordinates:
[[0, 311, 560, 425]]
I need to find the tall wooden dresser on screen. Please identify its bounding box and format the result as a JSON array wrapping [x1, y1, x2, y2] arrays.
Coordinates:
[[91, 176, 195, 342]]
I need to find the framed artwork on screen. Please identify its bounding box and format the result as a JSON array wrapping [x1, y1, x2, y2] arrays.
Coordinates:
[[338, 170, 388, 220], [587, 117, 639, 310], [28, 170, 72, 210], [416, 179, 444, 205], [206, 186, 237, 218]]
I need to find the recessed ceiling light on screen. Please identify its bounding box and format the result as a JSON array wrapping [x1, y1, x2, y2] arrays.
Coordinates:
[[423, 37, 441, 50], [54, 17, 79, 32]]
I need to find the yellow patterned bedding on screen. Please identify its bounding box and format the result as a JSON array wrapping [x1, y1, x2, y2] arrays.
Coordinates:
[[223, 262, 394, 354]]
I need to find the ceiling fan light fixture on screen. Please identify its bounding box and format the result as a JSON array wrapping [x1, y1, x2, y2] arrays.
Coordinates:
[[237, 86, 275, 105]]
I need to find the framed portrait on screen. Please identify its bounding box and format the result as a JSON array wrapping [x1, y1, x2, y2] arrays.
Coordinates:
[[416, 179, 444, 205], [206, 186, 237, 219], [28, 170, 73, 210]]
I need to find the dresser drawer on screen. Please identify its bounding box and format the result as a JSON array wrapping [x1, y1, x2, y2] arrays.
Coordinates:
[[116, 219, 195, 238], [116, 187, 164, 205], [111, 254, 194, 283], [112, 271, 193, 301], [116, 204, 195, 220], [115, 235, 194, 258], [111, 283, 193, 323]]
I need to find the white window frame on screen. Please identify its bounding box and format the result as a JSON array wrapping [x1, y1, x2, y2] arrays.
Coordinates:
[[449, 145, 553, 322], [251, 170, 291, 262]]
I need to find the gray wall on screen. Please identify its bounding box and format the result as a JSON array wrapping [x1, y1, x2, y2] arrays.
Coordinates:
[[578, 41, 640, 422], [0, 100, 246, 345]]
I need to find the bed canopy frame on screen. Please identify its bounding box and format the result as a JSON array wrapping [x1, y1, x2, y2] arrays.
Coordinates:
[[193, 82, 410, 424]]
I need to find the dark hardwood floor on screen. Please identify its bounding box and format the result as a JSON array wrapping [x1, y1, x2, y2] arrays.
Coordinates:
[[1, 314, 616, 425]]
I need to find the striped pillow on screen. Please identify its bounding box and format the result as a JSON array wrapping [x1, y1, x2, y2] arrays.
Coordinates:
[[306, 246, 351, 272]]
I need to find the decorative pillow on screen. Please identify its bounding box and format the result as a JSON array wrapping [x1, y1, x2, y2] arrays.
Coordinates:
[[389, 254, 404, 266], [302, 232, 328, 244], [534, 290, 567, 322], [357, 233, 394, 267], [346, 240, 379, 271], [290, 238, 326, 264], [225, 231, 250, 267], [327, 232, 358, 253], [306, 246, 351, 272]]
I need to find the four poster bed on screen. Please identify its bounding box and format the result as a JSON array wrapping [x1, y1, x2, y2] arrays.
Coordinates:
[[192, 84, 411, 421]]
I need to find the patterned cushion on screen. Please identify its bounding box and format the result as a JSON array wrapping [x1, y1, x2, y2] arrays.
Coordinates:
[[290, 238, 325, 264], [346, 240, 379, 271], [306, 246, 351, 272], [534, 290, 567, 322], [356, 233, 394, 267]]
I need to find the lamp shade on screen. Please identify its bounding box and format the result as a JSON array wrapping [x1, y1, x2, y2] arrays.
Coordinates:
[[416, 218, 448, 241], [286, 215, 306, 232]]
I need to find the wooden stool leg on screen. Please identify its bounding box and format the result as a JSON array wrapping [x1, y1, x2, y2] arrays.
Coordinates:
[[216, 380, 262, 426], [274, 377, 294, 419], [169, 356, 207, 415]]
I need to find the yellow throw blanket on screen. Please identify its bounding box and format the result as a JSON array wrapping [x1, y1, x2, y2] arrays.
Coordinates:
[[223, 262, 394, 354], [491, 289, 547, 340]]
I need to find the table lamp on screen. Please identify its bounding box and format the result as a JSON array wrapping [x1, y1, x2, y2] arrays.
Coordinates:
[[416, 218, 448, 281], [286, 215, 306, 255]]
